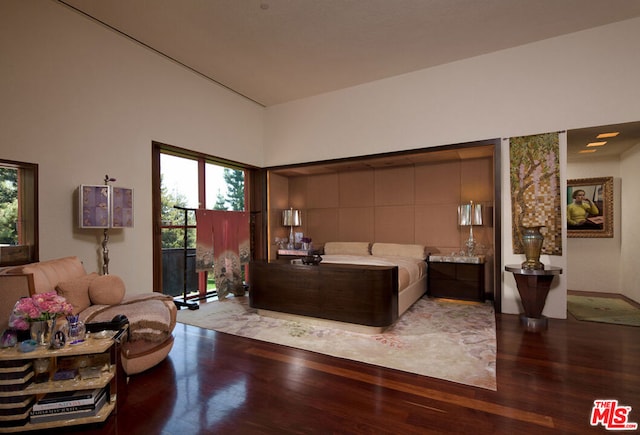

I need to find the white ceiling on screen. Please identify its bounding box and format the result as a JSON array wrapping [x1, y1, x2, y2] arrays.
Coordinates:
[[58, 0, 640, 161], [60, 0, 640, 107]]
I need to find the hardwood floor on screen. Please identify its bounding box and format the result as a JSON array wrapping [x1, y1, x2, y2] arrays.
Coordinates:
[[47, 298, 639, 435]]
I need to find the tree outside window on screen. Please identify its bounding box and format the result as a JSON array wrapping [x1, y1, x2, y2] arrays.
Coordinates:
[[0, 160, 38, 266]]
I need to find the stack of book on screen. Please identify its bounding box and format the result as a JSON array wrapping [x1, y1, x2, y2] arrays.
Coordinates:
[[29, 387, 108, 424]]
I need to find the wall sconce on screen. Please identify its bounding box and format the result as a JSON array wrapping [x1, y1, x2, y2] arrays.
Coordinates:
[[79, 175, 133, 274], [282, 208, 301, 249], [458, 201, 483, 256]]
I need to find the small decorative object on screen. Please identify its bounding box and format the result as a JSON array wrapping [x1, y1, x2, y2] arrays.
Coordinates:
[[53, 368, 77, 381], [91, 330, 115, 340], [302, 254, 322, 265], [79, 366, 102, 380], [51, 330, 66, 349], [9, 292, 73, 348], [33, 358, 51, 383], [274, 237, 287, 249], [64, 314, 87, 345], [301, 237, 312, 251], [0, 329, 17, 348], [521, 225, 545, 270], [18, 339, 37, 353]]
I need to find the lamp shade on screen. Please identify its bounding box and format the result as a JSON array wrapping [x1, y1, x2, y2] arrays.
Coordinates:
[[458, 202, 483, 226], [282, 208, 301, 226]]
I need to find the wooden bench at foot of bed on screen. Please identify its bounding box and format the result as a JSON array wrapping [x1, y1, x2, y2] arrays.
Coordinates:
[[249, 260, 399, 327]]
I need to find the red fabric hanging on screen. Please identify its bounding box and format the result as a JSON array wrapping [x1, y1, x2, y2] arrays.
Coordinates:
[[195, 210, 250, 298]]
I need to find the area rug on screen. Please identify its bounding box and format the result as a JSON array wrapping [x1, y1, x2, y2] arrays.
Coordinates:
[[567, 295, 640, 327], [176, 296, 497, 390]]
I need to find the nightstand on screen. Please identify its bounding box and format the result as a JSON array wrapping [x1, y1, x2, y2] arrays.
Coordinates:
[[428, 255, 485, 302], [276, 248, 320, 260]]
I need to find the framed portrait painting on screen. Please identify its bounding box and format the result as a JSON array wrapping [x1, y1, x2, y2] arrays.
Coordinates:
[[567, 176, 613, 238]]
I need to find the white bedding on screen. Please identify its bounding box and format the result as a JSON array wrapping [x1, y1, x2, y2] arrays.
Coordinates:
[[320, 254, 426, 291]]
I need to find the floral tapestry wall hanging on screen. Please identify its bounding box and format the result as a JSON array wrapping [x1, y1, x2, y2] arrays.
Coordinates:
[[509, 132, 562, 255]]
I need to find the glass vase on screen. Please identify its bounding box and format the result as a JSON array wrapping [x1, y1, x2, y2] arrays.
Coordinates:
[[65, 315, 86, 344], [30, 319, 55, 347]]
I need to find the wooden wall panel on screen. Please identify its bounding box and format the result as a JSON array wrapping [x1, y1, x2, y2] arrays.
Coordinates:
[[415, 204, 459, 254], [306, 208, 339, 244], [374, 166, 414, 206], [414, 161, 461, 205], [460, 158, 493, 203], [339, 170, 374, 207], [268, 156, 493, 257], [307, 173, 339, 209], [339, 207, 375, 242], [375, 205, 415, 243]]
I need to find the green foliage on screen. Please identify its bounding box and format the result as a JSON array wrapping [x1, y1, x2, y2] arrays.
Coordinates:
[[160, 175, 195, 249], [223, 168, 244, 211], [0, 168, 18, 244], [0, 199, 18, 244], [213, 191, 227, 210], [0, 168, 17, 204]]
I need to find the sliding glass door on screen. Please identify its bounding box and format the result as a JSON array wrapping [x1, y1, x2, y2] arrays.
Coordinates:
[[152, 142, 250, 301]]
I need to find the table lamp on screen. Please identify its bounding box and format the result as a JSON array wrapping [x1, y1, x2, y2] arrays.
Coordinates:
[[282, 208, 301, 249], [458, 200, 483, 256]]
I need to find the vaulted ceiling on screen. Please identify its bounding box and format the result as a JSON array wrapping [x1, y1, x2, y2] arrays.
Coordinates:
[[59, 1, 640, 161], [60, 0, 640, 107]]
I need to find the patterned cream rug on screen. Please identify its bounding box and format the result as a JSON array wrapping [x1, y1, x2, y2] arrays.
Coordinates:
[[176, 296, 497, 390]]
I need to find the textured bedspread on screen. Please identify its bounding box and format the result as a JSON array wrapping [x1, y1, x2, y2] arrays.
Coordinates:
[[320, 255, 426, 291]]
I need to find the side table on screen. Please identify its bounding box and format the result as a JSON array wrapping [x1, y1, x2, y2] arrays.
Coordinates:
[[505, 264, 562, 331], [428, 255, 485, 302]]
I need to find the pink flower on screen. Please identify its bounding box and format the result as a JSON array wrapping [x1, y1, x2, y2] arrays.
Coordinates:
[[9, 292, 73, 330]]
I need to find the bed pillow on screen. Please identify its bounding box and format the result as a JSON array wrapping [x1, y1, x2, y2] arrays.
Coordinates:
[[323, 242, 371, 256], [371, 243, 427, 260], [89, 275, 126, 305], [55, 273, 99, 314]]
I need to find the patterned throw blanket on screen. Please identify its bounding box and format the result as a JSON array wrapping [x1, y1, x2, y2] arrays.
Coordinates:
[[194, 210, 250, 299], [80, 293, 174, 342]]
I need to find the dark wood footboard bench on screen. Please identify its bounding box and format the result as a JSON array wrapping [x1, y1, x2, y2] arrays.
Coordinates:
[[248, 260, 399, 327]]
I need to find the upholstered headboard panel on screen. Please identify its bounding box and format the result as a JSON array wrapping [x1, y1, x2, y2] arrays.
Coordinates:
[[371, 243, 427, 260], [323, 242, 371, 256]]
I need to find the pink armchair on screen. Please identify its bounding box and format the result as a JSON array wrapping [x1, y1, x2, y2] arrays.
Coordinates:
[[0, 256, 176, 375]]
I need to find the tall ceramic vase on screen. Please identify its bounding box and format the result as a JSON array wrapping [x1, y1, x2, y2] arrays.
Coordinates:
[[521, 226, 545, 270]]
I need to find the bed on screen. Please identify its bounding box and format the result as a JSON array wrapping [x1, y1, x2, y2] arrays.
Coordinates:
[[249, 242, 427, 330]]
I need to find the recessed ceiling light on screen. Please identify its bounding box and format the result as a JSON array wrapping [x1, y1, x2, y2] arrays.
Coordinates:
[[596, 132, 620, 138], [587, 141, 607, 147], [579, 149, 597, 154]]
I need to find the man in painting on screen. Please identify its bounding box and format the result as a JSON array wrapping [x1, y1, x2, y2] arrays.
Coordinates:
[[567, 189, 601, 229]]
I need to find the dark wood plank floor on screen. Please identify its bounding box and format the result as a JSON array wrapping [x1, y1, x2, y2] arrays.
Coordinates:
[[45, 294, 640, 435]]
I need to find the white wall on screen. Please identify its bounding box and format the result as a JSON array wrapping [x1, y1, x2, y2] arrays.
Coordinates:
[[264, 17, 640, 317], [620, 144, 640, 303], [566, 158, 622, 295], [3, 2, 640, 313], [0, 1, 264, 293]]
